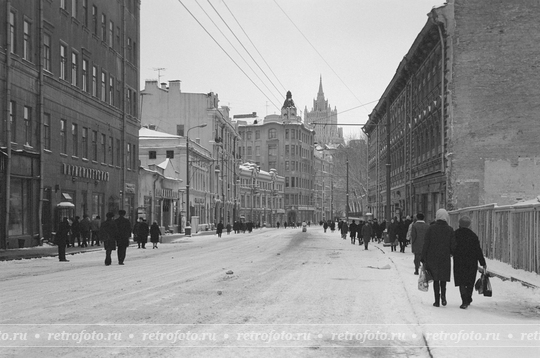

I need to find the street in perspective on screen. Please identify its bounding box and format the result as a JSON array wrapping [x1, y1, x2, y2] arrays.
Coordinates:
[[1, 227, 539, 357]]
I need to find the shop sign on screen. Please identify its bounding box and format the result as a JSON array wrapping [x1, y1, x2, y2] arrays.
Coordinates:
[[62, 163, 110, 181]]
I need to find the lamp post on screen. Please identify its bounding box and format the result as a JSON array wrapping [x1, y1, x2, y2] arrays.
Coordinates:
[[186, 123, 207, 226]]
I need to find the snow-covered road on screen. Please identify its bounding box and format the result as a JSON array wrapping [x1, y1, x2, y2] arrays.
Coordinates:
[[1, 227, 539, 357]]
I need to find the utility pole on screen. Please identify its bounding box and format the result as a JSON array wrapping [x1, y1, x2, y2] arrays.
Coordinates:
[[346, 157, 349, 223]]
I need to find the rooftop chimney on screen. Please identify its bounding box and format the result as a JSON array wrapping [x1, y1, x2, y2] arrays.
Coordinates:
[[169, 80, 181, 92]]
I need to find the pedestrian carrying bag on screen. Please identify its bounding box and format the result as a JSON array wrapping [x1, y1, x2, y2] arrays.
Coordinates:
[[482, 273, 493, 297], [418, 265, 429, 292]]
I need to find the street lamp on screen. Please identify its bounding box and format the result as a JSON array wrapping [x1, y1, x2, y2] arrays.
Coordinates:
[[186, 123, 207, 226]]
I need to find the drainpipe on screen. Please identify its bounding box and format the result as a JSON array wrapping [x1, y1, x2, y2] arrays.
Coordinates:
[[3, 0, 13, 249], [37, 0, 44, 241]]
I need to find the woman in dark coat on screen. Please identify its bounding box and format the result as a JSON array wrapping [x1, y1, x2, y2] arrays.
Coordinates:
[[453, 216, 487, 309], [150, 222, 161, 249], [422, 208, 456, 307]]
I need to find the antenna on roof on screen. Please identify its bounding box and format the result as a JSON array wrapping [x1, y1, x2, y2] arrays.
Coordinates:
[[153, 67, 166, 83]]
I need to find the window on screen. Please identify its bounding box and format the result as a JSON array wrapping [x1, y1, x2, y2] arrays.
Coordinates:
[[92, 65, 97, 96], [285, 145, 289, 156], [127, 37, 132, 62], [60, 44, 67, 80], [82, 59, 89, 92], [24, 106, 32, 146], [285, 161, 289, 171], [101, 71, 106, 101], [82, 127, 88, 158], [285, 129, 289, 139], [9, 101, 16, 143], [285, 177, 289, 187], [9, 11, 16, 54], [116, 138, 121, 165], [268, 128, 277, 139], [101, 134, 106, 162], [82, 0, 88, 27], [72, 123, 78, 156], [44, 113, 51, 150], [127, 144, 132, 169], [109, 136, 114, 165], [71, 0, 77, 18], [92, 130, 98, 161], [101, 13, 106, 41], [116, 26, 120, 51], [109, 76, 114, 105], [60, 0, 66, 10], [109, 21, 114, 47], [43, 34, 51, 71], [255, 146, 260, 156], [255, 130, 260, 139], [60, 119, 67, 154], [92, 5, 97, 35], [23, 20, 31, 61], [166, 150, 174, 159], [247, 146, 252, 156], [149, 151, 156, 159], [71, 52, 78, 86], [268, 144, 277, 156], [176, 125, 184, 137], [246, 131, 252, 140], [126, 90, 131, 114]]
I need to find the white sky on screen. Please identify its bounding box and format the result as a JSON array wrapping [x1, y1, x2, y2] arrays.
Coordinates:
[[140, 0, 446, 139]]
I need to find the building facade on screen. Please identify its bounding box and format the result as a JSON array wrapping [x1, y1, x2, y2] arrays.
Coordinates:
[[364, 0, 540, 222], [237, 163, 285, 226], [140, 79, 240, 228], [237, 91, 316, 224], [0, 0, 140, 248]]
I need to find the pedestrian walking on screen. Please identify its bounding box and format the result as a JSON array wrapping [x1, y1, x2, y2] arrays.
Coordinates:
[[411, 213, 429, 275], [115, 210, 132, 265], [349, 220, 358, 244], [90, 215, 101, 246], [387, 217, 398, 252], [226, 222, 232, 235], [150, 222, 161, 248], [71, 216, 81, 247], [340, 220, 348, 240], [100, 212, 118, 266], [56, 217, 71, 262], [453, 216, 487, 309], [422, 208, 456, 307], [216, 221, 224, 238], [276, 221, 280, 229], [361, 218, 373, 250], [323, 221, 328, 233], [397, 217, 408, 253], [79, 214, 91, 248], [135, 218, 149, 249], [372, 218, 380, 243]]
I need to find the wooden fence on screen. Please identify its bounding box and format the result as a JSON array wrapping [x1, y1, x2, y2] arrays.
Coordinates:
[[449, 203, 540, 275]]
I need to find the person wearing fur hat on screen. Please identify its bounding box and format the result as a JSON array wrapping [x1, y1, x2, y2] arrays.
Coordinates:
[[422, 208, 456, 307], [453, 215, 487, 309]]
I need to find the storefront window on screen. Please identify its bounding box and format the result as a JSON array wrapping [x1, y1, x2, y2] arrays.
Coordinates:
[[8, 178, 37, 236]]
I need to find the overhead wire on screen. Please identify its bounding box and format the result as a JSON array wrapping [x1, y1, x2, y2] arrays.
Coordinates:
[[273, 0, 368, 113], [177, 0, 281, 111], [195, 0, 283, 107], [221, 0, 287, 94]]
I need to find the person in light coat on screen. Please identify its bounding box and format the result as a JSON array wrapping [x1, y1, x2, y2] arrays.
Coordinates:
[[411, 213, 429, 275]]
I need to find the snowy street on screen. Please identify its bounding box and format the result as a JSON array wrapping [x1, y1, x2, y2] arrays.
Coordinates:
[[1, 227, 539, 358]]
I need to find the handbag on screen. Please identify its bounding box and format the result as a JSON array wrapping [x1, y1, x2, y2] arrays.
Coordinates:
[[482, 273, 493, 297], [418, 265, 429, 292]]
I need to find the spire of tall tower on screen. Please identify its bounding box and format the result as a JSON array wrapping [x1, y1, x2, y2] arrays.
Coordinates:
[[318, 75, 324, 98]]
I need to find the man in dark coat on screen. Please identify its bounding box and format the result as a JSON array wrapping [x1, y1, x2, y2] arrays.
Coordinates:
[[387, 217, 398, 251], [137, 218, 149, 249], [115, 210, 132, 265], [100, 212, 118, 266], [397, 217, 408, 253], [371, 218, 380, 243], [349, 220, 358, 244], [411, 213, 429, 275], [453, 216, 487, 309], [79, 215, 91, 247], [216, 221, 224, 238], [361, 219, 373, 250], [56, 217, 71, 262], [422, 209, 456, 307]]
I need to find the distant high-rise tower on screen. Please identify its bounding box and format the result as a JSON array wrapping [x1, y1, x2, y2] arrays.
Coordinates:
[[304, 76, 343, 145]]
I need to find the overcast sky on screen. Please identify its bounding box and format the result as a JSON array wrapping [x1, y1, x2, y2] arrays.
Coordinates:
[[140, 0, 446, 139]]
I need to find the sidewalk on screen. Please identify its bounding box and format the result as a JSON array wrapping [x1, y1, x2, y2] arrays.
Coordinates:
[[0, 231, 217, 261]]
